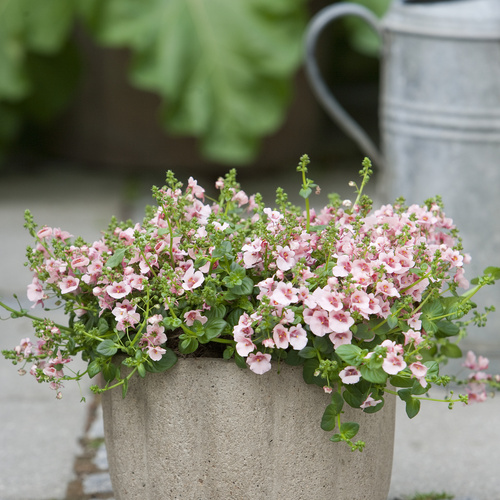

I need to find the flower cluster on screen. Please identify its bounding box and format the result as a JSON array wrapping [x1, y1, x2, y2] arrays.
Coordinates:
[[2, 156, 499, 450]]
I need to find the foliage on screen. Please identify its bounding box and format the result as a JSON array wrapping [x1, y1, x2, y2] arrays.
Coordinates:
[[0, 0, 392, 164], [2, 155, 499, 451]]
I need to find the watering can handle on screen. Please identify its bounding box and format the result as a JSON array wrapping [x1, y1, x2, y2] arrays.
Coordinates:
[[305, 3, 384, 168]]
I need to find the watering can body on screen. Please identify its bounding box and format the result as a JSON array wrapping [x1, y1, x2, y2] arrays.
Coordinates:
[[305, 0, 500, 345]]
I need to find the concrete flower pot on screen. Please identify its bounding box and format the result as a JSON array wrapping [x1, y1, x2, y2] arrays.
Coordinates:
[[102, 358, 395, 500]]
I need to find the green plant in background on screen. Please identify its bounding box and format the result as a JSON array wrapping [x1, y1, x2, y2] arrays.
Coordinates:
[[0, 0, 390, 164], [404, 492, 454, 500], [0, 0, 80, 159]]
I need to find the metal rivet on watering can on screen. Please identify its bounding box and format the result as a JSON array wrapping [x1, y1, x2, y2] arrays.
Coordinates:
[[305, 0, 500, 348]]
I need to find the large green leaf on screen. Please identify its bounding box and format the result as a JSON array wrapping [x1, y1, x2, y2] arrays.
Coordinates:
[[79, 0, 308, 164], [0, 0, 76, 100], [0, 0, 78, 157]]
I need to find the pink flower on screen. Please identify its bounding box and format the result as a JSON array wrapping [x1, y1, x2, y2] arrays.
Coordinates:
[[332, 255, 352, 277], [463, 351, 489, 371], [360, 393, 382, 409], [376, 280, 400, 298], [276, 245, 296, 271], [184, 310, 208, 326], [37, 226, 53, 239], [148, 345, 166, 361], [312, 288, 343, 312], [339, 366, 361, 384], [272, 324, 289, 349], [271, 282, 298, 307], [329, 330, 352, 349], [232, 190, 248, 207], [262, 338, 275, 348], [246, 352, 272, 374], [182, 266, 204, 291], [71, 256, 90, 268], [403, 329, 423, 346], [289, 325, 308, 350], [382, 352, 407, 375], [304, 308, 332, 337], [409, 362, 428, 388], [59, 276, 80, 294], [236, 338, 256, 357], [106, 281, 132, 299], [27, 277, 46, 304], [187, 176, 205, 200], [328, 310, 354, 334], [466, 382, 488, 404]]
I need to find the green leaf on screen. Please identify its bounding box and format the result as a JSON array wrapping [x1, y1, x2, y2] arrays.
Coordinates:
[[360, 365, 388, 384], [390, 372, 414, 388], [179, 337, 198, 354], [234, 352, 247, 369], [352, 323, 375, 340], [122, 377, 129, 398], [440, 343, 462, 358], [283, 349, 304, 366], [137, 363, 146, 378], [335, 344, 363, 366], [484, 266, 500, 280], [298, 346, 317, 359], [223, 345, 234, 360], [343, 385, 365, 408], [313, 336, 334, 355], [398, 388, 421, 419], [97, 317, 109, 335], [96, 339, 118, 357], [230, 277, 254, 296], [386, 313, 398, 330], [436, 320, 460, 338], [106, 248, 127, 268], [321, 404, 338, 432], [103, 362, 118, 383], [302, 358, 323, 386], [212, 241, 232, 259], [88, 359, 102, 378], [340, 422, 359, 440], [207, 304, 226, 320], [424, 361, 439, 378], [145, 348, 178, 373], [299, 187, 312, 199], [203, 318, 227, 340], [331, 391, 344, 414], [80, 0, 308, 164], [330, 433, 342, 443]]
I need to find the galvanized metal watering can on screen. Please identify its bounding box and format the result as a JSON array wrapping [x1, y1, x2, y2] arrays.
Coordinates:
[[305, 0, 500, 192], [305, 0, 500, 345]]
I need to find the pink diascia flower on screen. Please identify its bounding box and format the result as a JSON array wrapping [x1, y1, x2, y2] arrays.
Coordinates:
[[272, 324, 289, 349], [182, 265, 204, 291], [59, 276, 80, 294], [339, 366, 361, 384], [409, 362, 428, 388], [246, 352, 272, 374], [463, 351, 489, 371], [184, 310, 208, 326], [289, 325, 308, 350], [147, 345, 166, 361], [360, 393, 382, 409], [382, 352, 407, 375], [106, 281, 132, 299], [27, 277, 47, 304]]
